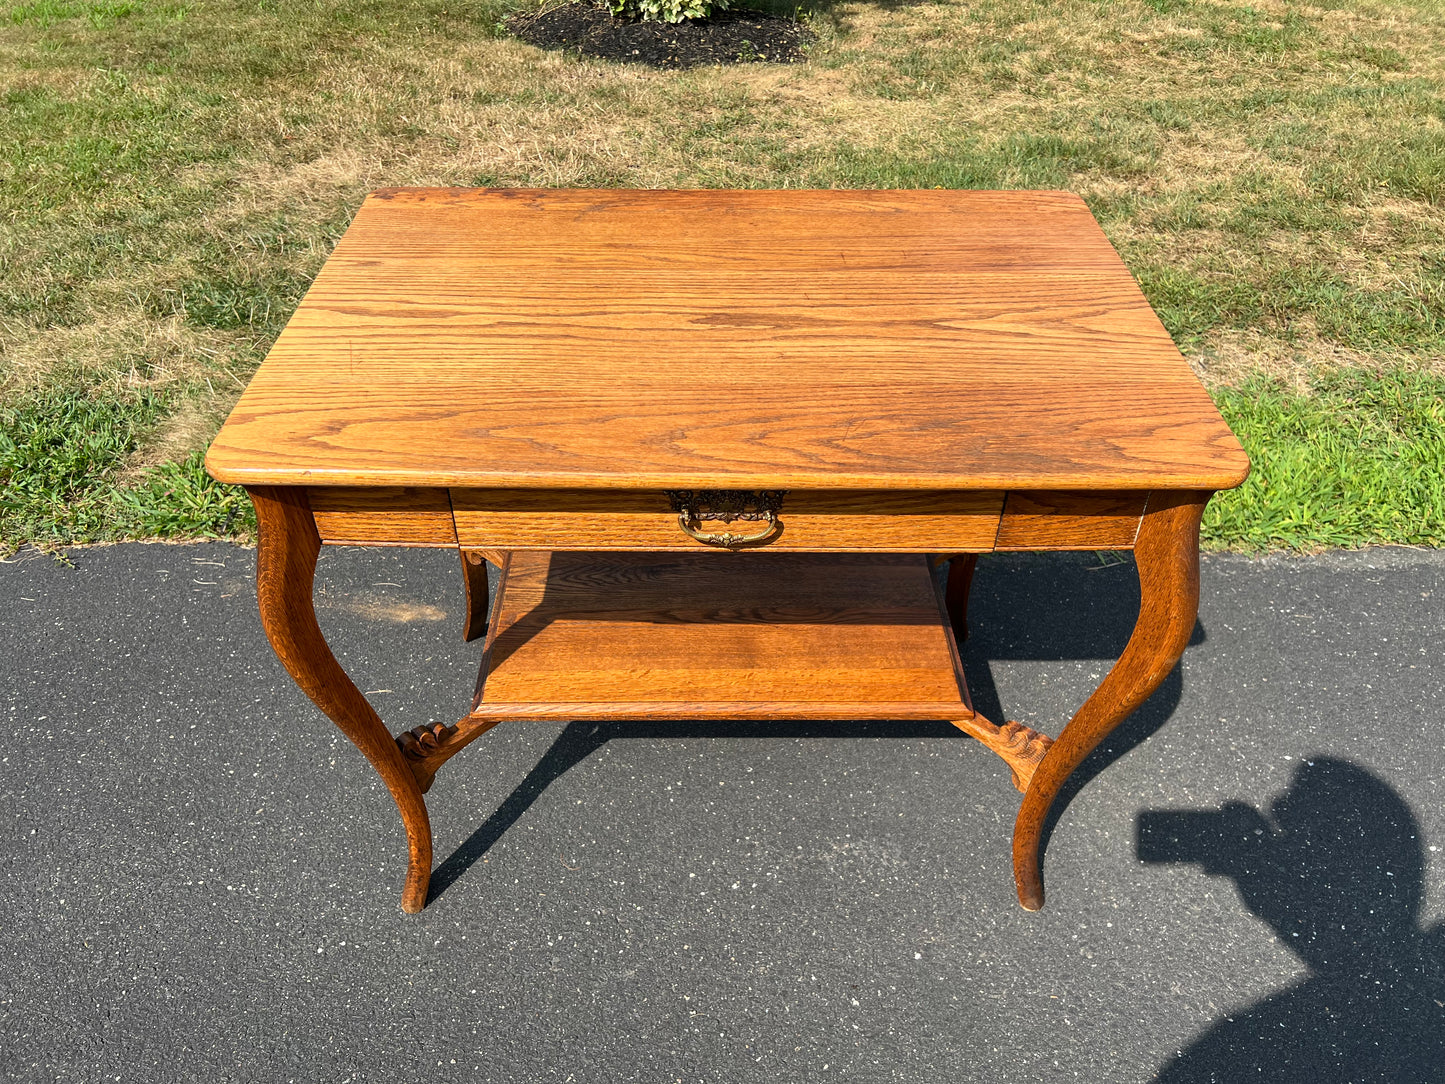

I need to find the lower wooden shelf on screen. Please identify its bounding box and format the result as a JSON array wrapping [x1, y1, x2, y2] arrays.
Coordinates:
[[472, 551, 973, 720], [397, 551, 1054, 797]]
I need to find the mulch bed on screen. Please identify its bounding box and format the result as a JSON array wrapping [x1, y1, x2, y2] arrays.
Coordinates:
[[507, 2, 813, 70]]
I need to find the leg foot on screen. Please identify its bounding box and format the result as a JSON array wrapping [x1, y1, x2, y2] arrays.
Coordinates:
[[1011, 491, 1208, 910]]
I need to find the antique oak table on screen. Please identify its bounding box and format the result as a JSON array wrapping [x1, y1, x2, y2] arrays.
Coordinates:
[[206, 188, 1250, 914]]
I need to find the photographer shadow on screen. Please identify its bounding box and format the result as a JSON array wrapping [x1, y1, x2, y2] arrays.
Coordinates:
[[1139, 757, 1445, 1082]]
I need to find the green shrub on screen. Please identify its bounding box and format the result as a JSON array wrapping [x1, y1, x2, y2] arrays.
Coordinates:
[[608, 0, 727, 24]]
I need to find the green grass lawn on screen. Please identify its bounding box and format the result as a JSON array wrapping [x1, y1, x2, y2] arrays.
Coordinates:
[[2, 0, 1442, 552]]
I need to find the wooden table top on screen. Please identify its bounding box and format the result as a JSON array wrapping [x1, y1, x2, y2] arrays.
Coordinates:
[[206, 188, 1249, 492]]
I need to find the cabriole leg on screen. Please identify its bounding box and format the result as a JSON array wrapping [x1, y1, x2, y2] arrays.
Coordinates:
[[249, 485, 434, 913], [1011, 491, 1208, 911]]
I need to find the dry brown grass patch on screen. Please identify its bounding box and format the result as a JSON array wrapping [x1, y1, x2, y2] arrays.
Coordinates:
[[0, 314, 229, 400], [1187, 327, 1433, 388]]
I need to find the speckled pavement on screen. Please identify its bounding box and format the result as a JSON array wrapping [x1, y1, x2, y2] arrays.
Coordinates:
[[3, 543, 1442, 1082]]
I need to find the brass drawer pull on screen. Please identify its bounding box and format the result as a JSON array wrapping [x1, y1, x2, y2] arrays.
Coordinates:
[[667, 490, 786, 549]]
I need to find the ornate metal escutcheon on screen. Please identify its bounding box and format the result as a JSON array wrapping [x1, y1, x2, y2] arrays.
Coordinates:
[[666, 490, 787, 549]]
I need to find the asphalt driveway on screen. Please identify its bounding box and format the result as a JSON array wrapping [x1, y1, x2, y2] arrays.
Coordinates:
[[2, 543, 1442, 1082]]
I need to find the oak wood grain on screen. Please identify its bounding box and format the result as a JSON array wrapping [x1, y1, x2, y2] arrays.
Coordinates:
[[1011, 489, 1207, 910], [950, 717, 1054, 792], [308, 486, 457, 546], [398, 717, 503, 794], [450, 488, 1003, 551], [461, 701, 974, 720], [206, 189, 1250, 492], [212, 188, 1248, 915], [248, 485, 433, 912], [993, 490, 1149, 550], [475, 552, 973, 713]]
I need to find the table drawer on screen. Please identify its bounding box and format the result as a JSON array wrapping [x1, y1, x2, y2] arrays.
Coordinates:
[[450, 489, 1004, 552], [308, 486, 458, 546]]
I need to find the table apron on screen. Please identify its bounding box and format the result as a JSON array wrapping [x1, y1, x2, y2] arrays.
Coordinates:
[[305, 486, 1154, 552]]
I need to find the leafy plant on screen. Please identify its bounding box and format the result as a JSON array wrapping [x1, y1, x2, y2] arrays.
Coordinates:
[[0, 386, 254, 551], [735, 37, 765, 62], [115, 452, 256, 538], [608, 0, 726, 25], [0, 386, 165, 546]]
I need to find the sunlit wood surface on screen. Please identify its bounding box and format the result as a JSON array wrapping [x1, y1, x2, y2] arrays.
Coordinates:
[[206, 188, 1248, 491], [473, 552, 971, 717]]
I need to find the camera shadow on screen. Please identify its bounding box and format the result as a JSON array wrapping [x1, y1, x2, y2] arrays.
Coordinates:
[[1139, 756, 1445, 1082]]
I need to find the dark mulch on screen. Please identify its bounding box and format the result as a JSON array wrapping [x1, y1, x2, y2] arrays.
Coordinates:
[[507, 2, 813, 69]]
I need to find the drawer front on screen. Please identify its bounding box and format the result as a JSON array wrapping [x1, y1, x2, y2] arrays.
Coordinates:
[[308, 487, 458, 546], [993, 491, 1149, 550], [450, 489, 1004, 552]]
